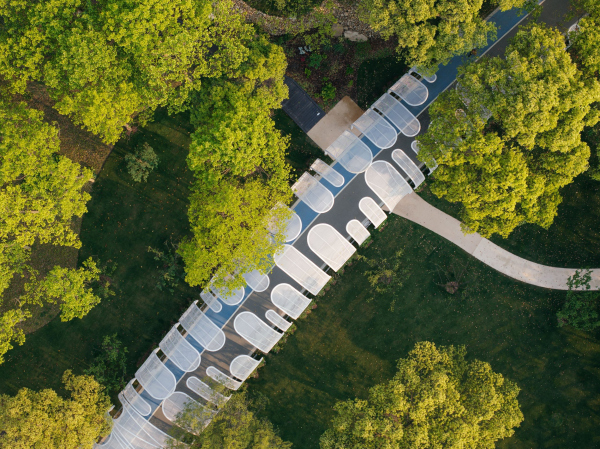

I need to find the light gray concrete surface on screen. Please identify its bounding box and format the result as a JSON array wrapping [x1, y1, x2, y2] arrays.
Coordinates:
[[393, 193, 600, 290]]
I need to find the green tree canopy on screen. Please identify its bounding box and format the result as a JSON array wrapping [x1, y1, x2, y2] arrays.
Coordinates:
[[418, 24, 600, 237], [571, 0, 600, 77], [0, 0, 254, 143], [358, 0, 524, 73], [180, 35, 292, 293], [0, 370, 112, 449], [320, 341, 523, 449], [0, 101, 101, 363], [169, 390, 292, 449]]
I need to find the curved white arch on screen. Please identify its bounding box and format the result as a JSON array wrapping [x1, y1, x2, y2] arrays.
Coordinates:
[[210, 285, 245, 306], [200, 290, 222, 313], [389, 74, 428, 107], [159, 325, 201, 373], [291, 173, 335, 213], [373, 93, 421, 137], [270, 283, 312, 319], [119, 380, 151, 417], [346, 219, 370, 245], [234, 311, 283, 353], [391, 149, 425, 187], [310, 158, 345, 187], [352, 109, 397, 149], [274, 245, 331, 295], [266, 309, 292, 331], [307, 223, 356, 271], [162, 392, 210, 424], [242, 269, 270, 292], [186, 376, 230, 406], [230, 354, 262, 381], [325, 130, 373, 174], [359, 197, 387, 228], [365, 161, 413, 210], [207, 366, 243, 390], [135, 350, 176, 400], [180, 302, 226, 352]]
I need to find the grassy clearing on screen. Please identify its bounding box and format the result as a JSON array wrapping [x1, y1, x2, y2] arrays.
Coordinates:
[[248, 213, 600, 448], [0, 109, 198, 398]]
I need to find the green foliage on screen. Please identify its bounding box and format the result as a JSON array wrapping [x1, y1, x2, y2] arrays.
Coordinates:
[[169, 389, 292, 449], [125, 142, 159, 183], [571, 0, 600, 77], [182, 35, 293, 292], [85, 334, 128, 395], [320, 81, 337, 102], [320, 341, 523, 449], [357, 250, 409, 309], [308, 53, 327, 69], [305, 68, 312, 78], [359, 0, 524, 73], [148, 240, 184, 294], [557, 269, 600, 331], [418, 24, 600, 237], [0, 370, 111, 449], [0, 0, 257, 143]]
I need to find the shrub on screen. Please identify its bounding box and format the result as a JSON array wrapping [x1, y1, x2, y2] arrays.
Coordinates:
[[557, 269, 600, 331], [125, 142, 159, 182], [321, 81, 336, 102], [308, 53, 327, 69], [84, 334, 128, 395]]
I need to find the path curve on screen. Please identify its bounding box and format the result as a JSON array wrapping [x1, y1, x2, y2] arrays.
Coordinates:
[[393, 193, 600, 290]]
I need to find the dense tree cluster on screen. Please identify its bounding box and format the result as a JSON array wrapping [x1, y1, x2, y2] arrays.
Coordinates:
[[0, 370, 111, 449], [418, 24, 600, 237], [571, 0, 600, 78], [359, 0, 526, 73], [320, 341, 523, 448]]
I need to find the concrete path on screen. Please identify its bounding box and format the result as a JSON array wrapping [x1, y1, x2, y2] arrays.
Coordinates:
[[393, 193, 600, 290]]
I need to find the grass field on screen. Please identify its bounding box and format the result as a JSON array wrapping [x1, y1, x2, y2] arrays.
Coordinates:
[[248, 211, 600, 448], [0, 109, 198, 397]]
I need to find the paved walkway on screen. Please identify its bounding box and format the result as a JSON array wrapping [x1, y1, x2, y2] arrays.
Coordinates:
[[393, 193, 600, 290], [281, 76, 325, 133]]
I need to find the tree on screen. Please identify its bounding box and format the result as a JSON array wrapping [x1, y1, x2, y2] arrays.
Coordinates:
[[358, 0, 524, 73], [418, 24, 600, 237], [557, 269, 600, 331], [0, 0, 255, 143], [571, 0, 600, 77], [0, 370, 112, 449], [320, 341, 523, 449], [168, 390, 292, 449], [180, 35, 292, 293], [85, 334, 129, 395], [0, 101, 100, 363], [125, 142, 159, 183]]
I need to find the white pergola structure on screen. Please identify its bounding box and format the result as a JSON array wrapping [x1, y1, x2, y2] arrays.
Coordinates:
[[310, 158, 345, 187], [268, 204, 303, 242], [180, 302, 226, 352], [409, 66, 437, 83], [200, 290, 222, 313], [234, 311, 283, 353], [365, 161, 413, 210], [163, 391, 209, 424], [389, 74, 429, 107], [210, 284, 245, 306], [207, 366, 243, 390], [119, 380, 151, 417], [325, 130, 373, 174], [346, 219, 370, 245], [135, 350, 176, 400], [186, 377, 230, 407], [291, 173, 335, 213], [111, 402, 171, 448], [159, 325, 201, 373], [351, 109, 398, 149], [359, 197, 386, 227], [307, 223, 356, 271], [372, 94, 421, 137], [270, 283, 312, 319], [230, 354, 263, 381], [94, 431, 129, 449], [266, 309, 292, 331], [274, 245, 331, 295], [391, 149, 425, 188], [242, 269, 270, 292]]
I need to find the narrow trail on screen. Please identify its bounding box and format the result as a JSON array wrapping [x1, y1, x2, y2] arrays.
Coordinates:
[[393, 193, 600, 290]]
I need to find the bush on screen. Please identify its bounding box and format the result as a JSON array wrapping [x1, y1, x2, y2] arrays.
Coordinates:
[[308, 53, 327, 69], [125, 142, 159, 182], [557, 269, 600, 331], [320, 81, 336, 102], [84, 334, 128, 395]]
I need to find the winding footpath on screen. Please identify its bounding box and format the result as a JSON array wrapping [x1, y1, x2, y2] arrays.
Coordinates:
[[393, 193, 600, 290]]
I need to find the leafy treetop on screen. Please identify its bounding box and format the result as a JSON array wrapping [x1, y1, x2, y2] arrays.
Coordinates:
[[320, 341, 523, 449]]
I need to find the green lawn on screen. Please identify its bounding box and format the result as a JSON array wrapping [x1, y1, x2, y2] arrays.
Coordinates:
[[0, 109, 198, 397], [248, 213, 600, 448]]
